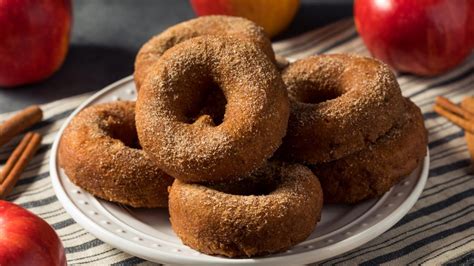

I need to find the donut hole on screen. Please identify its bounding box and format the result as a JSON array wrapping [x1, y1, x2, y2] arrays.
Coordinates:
[[108, 122, 142, 149], [289, 81, 345, 104], [184, 81, 227, 126]]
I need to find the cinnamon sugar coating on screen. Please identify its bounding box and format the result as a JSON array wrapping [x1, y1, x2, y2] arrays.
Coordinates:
[[134, 15, 275, 90], [168, 162, 323, 257], [277, 54, 405, 163], [136, 36, 289, 183], [58, 101, 173, 208], [311, 98, 427, 203]]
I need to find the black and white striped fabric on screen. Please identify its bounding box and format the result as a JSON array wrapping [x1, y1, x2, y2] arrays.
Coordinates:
[[1, 18, 473, 265]]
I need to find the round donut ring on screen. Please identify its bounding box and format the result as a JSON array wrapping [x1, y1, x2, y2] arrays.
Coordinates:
[[277, 54, 406, 163], [169, 162, 323, 257], [58, 101, 174, 208], [311, 98, 427, 204], [134, 15, 275, 90], [136, 36, 289, 183]]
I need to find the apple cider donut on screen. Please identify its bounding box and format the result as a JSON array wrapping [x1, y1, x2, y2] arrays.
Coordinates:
[[136, 36, 289, 183], [169, 162, 323, 257], [58, 101, 173, 208], [311, 99, 427, 204], [278, 54, 405, 163], [134, 15, 275, 90]]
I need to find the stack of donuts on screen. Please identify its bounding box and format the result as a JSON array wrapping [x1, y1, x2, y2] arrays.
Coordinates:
[[58, 16, 427, 258], [278, 54, 428, 204]]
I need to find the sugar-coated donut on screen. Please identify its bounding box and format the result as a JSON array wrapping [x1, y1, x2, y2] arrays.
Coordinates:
[[311, 98, 427, 204], [134, 15, 275, 90], [168, 162, 323, 257], [136, 36, 289, 183], [278, 54, 405, 163], [58, 101, 173, 208]]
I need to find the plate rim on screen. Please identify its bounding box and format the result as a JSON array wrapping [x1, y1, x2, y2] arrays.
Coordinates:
[[50, 75, 430, 265]]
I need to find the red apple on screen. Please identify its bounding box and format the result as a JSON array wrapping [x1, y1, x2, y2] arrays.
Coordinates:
[[0, 0, 72, 87], [0, 200, 66, 266], [190, 0, 300, 38], [355, 0, 474, 76]]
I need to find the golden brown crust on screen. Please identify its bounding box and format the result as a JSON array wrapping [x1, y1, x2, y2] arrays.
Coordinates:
[[136, 36, 289, 183], [134, 15, 275, 90], [58, 101, 173, 208], [277, 54, 406, 163], [168, 162, 323, 257], [311, 98, 427, 204]]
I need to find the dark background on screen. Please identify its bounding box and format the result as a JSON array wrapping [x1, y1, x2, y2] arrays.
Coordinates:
[[0, 0, 353, 113]]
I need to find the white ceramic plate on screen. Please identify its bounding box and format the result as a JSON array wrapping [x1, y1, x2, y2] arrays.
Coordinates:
[[50, 76, 429, 265]]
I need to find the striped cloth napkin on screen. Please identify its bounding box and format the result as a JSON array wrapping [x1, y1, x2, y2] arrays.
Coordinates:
[[1, 18, 473, 265]]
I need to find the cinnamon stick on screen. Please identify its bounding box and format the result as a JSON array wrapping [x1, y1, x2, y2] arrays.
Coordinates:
[[461, 96, 474, 111], [461, 97, 474, 163], [0, 132, 42, 198], [436, 96, 474, 120], [0, 105, 43, 148], [0, 132, 33, 184], [434, 105, 474, 134]]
